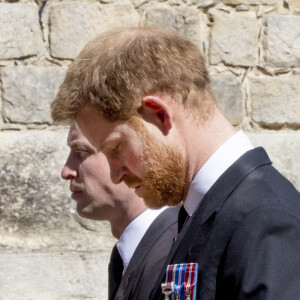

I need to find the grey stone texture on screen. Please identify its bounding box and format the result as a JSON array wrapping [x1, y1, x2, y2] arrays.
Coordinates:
[[49, 2, 102, 59], [141, 5, 201, 45], [1, 66, 66, 124], [0, 130, 115, 299], [49, 2, 140, 59], [223, 0, 276, 5], [192, 0, 220, 8], [249, 132, 300, 191], [210, 72, 243, 125], [1, 0, 300, 298], [0, 130, 115, 249], [0, 3, 43, 60], [0, 251, 110, 300], [236, 4, 251, 11], [264, 14, 300, 67], [249, 75, 300, 126], [0, 130, 71, 226], [210, 12, 259, 66], [287, 0, 300, 13]]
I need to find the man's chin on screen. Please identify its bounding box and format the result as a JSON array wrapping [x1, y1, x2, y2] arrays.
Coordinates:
[[142, 192, 167, 210], [76, 206, 109, 221], [144, 201, 164, 210], [142, 188, 183, 209], [75, 199, 93, 215], [133, 186, 159, 208]]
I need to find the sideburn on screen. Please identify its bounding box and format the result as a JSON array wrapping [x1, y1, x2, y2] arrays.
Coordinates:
[[127, 116, 189, 209]]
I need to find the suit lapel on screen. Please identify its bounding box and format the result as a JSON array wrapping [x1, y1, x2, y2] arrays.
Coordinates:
[[150, 147, 272, 299], [115, 206, 179, 299]]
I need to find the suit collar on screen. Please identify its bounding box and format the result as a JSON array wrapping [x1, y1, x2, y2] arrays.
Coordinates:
[[184, 130, 254, 216], [117, 207, 166, 270], [124, 206, 179, 277], [196, 146, 272, 225], [117, 206, 180, 299]]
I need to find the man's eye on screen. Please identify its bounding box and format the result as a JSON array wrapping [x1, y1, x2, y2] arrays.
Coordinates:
[[76, 150, 89, 159], [112, 144, 120, 154]]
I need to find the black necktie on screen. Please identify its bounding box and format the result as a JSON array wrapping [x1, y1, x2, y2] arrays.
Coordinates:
[[108, 245, 124, 300], [178, 205, 189, 234]]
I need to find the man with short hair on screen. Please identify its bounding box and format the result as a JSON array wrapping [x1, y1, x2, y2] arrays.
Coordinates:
[[60, 121, 179, 300], [52, 27, 300, 299]]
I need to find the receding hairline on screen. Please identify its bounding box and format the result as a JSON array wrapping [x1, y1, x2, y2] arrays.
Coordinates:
[[82, 26, 192, 57], [51, 26, 213, 124]]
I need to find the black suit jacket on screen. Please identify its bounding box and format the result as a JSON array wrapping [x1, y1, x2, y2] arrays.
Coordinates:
[[151, 147, 300, 300], [109, 206, 179, 300]]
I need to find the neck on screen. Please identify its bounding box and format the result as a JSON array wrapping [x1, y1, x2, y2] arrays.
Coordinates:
[[181, 106, 237, 183], [110, 203, 147, 239]]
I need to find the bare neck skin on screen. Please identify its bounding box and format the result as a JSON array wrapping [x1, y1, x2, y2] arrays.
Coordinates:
[[110, 201, 147, 240], [176, 105, 237, 189]]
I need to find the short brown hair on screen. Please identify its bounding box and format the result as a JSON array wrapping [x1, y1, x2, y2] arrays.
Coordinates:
[[51, 27, 214, 123]]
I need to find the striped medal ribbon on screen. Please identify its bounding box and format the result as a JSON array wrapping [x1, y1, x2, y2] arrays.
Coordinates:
[[161, 263, 198, 300]]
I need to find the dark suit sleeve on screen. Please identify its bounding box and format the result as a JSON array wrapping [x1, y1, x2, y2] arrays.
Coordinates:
[[217, 205, 300, 300]]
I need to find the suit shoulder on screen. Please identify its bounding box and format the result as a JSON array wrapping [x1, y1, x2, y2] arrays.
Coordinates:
[[219, 204, 300, 299], [228, 163, 300, 217], [155, 206, 180, 224]]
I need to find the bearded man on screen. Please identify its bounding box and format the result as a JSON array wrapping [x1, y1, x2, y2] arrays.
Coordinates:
[[59, 121, 179, 300], [51, 27, 300, 300]]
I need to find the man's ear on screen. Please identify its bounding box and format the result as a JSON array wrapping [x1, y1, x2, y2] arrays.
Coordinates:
[[141, 96, 172, 135]]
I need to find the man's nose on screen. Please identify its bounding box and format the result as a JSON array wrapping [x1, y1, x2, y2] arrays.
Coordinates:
[[61, 156, 77, 180]]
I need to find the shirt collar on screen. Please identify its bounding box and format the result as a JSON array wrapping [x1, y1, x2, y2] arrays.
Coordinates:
[[116, 207, 167, 271], [184, 131, 254, 216]]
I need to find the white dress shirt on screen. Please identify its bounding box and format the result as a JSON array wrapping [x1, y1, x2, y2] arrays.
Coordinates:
[[117, 207, 167, 271], [184, 131, 254, 216]]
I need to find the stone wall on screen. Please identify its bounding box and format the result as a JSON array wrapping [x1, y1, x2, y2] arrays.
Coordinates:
[[0, 0, 299, 299]]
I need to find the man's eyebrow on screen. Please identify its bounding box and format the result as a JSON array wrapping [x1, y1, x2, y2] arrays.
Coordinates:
[[68, 140, 93, 150], [98, 135, 121, 151]]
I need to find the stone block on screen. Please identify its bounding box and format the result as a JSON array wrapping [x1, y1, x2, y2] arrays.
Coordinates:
[[1, 66, 66, 124], [49, 2, 102, 59], [264, 14, 300, 67], [101, 2, 140, 28], [0, 129, 119, 299], [0, 251, 110, 299], [0, 3, 43, 59], [49, 2, 140, 59], [210, 12, 258, 66], [0, 130, 115, 251], [210, 72, 243, 125], [141, 5, 201, 46], [248, 132, 300, 191], [249, 75, 300, 126], [0, 130, 69, 227]]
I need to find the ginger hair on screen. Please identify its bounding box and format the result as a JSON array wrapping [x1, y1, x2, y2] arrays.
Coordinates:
[[51, 27, 215, 123]]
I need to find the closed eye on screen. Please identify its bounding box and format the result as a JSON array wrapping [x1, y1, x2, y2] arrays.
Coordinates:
[[75, 150, 90, 160], [112, 143, 120, 155]]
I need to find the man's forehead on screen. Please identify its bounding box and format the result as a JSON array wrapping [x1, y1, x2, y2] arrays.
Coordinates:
[[75, 107, 134, 147], [69, 123, 100, 151], [67, 123, 79, 142], [75, 107, 112, 138]]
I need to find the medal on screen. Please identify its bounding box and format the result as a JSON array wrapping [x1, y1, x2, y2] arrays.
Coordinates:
[[162, 263, 198, 300], [161, 282, 174, 300]]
